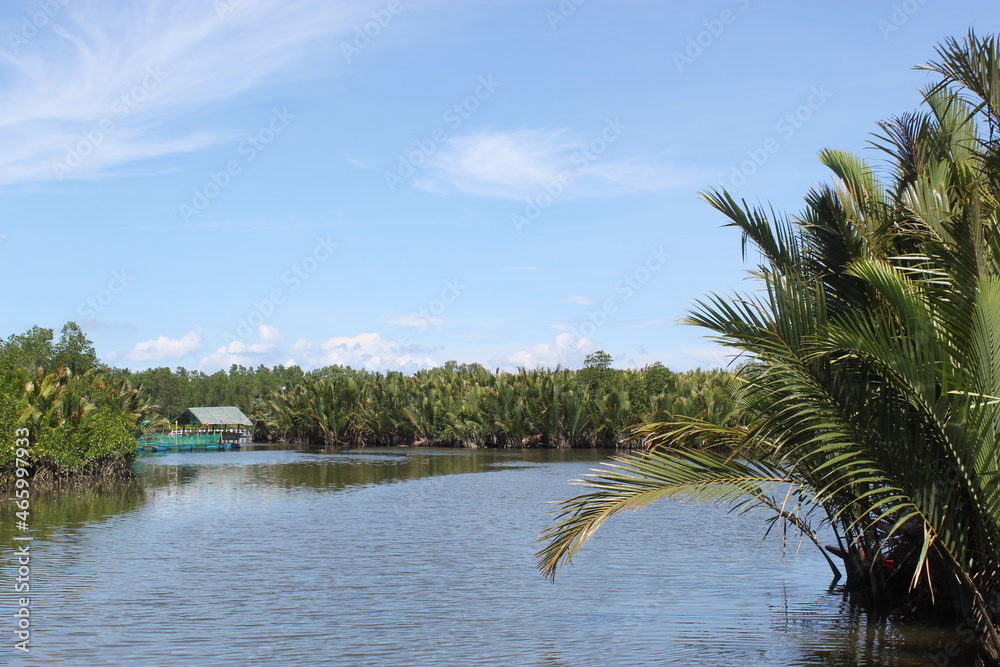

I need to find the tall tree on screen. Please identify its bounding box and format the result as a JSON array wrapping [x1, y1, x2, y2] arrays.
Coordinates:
[[0, 325, 54, 372], [52, 322, 100, 374], [578, 350, 616, 392]]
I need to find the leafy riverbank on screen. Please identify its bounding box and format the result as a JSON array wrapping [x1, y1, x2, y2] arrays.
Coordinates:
[[115, 351, 736, 448], [0, 323, 738, 489], [0, 324, 153, 491]]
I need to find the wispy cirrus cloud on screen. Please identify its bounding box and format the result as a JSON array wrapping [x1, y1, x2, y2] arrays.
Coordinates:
[[415, 128, 702, 199], [384, 313, 443, 328], [563, 294, 594, 305], [419, 129, 574, 199], [0, 0, 378, 184]]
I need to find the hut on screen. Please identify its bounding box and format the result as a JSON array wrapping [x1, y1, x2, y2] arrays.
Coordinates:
[[175, 406, 252, 443]]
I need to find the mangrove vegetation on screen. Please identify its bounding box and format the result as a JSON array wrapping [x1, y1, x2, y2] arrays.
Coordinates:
[[249, 357, 735, 448], [538, 31, 1000, 658], [0, 323, 154, 489], [1, 322, 737, 490]]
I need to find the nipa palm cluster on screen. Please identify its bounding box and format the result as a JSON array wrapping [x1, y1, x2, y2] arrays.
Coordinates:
[[538, 32, 1000, 655], [252, 364, 735, 449]]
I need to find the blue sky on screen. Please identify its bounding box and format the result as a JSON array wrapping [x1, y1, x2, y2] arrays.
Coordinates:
[[0, 0, 993, 373]]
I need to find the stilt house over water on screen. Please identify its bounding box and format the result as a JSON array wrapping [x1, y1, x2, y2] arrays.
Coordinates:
[[176, 406, 253, 442]]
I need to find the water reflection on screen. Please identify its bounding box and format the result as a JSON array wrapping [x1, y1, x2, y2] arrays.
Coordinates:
[[0, 445, 992, 666], [771, 588, 986, 666], [0, 482, 144, 545], [136, 445, 596, 494]]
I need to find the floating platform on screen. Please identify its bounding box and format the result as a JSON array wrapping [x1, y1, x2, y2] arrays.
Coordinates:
[[136, 432, 246, 452], [139, 443, 241, 452]]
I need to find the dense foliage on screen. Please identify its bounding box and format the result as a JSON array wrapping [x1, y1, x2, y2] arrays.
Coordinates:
[[539, 31, 1000, 657], [0, 323, 152, 488], [0, 321, 738, 489], [117, 352, 735, 449], [110, 363, 306, 423], [251, 359, 735, 448]]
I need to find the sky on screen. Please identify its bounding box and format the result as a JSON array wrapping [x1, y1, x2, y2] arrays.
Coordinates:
[[0, 0, 994, 374]]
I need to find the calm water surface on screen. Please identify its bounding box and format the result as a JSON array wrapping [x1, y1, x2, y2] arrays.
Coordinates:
[[1, 446, 987, 665]]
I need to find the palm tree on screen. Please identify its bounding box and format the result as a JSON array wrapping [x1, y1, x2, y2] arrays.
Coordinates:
[[537, 31, 1000, 654]]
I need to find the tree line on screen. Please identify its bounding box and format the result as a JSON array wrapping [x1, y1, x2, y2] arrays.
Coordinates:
[[0, 322, 736, 487], [251, 356, 734, 448], [112, 349, 734, 448]]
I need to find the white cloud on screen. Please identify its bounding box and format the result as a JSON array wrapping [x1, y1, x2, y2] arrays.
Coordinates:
[[344, 154, 377, 170], [422, 129, 573, 198], [193, 328, 436, 373], [0, 0, 377, 183], [455, 331, 493, 339], [121, 328, 204, 362], [314, 332, 436, 372], [113, 325, 729, 375], [637, 344, 736, 372], [198, 324, 283, 368], [491, 333, 595, 371], [417, 128, 701, 199], [384, 313, 442, 328], [563, 294, 594, 306]]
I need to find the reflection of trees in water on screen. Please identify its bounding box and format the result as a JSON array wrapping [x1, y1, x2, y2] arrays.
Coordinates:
[[0, 481, 145, 545], [772, 586, 989, 666], [136, 447, 610, 494]]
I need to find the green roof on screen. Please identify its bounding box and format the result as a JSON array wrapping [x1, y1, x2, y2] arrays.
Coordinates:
[[176, 406, 252, 427]]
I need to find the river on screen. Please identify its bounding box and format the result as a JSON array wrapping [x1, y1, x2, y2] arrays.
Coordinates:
[[1, 446, 986, 665]]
